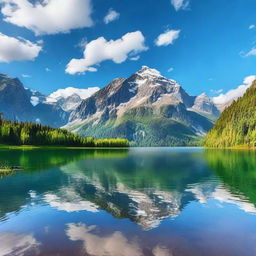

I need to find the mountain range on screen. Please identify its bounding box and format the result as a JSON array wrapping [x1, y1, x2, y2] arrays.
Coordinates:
[[0, 73, 98, 127], [0, 67, 248, 146], [65, 66, 220, 146]]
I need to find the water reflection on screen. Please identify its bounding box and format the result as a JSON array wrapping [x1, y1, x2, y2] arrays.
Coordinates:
[[0, 232, 40, 256], [66, 223, 143, 256], [0, 148, 256, 255]]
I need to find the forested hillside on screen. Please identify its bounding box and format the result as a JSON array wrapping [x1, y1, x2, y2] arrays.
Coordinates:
[[204, 80, 256, 148], [0, 116, 129, 147]]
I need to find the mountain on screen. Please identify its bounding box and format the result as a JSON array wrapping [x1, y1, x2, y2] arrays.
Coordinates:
[[66, 66, 217, 146], [204, 80, 256, 148], [0, 73, 99, 127], [0, 73, 68, 127], [190, 93, 220, 120]]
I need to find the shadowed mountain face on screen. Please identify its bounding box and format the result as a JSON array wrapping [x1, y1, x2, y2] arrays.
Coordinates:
[[0, 73, 68, 127], [66, 66, 219, 146]]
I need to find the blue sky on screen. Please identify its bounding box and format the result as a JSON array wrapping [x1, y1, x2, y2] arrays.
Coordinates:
[[0, 0, 256, 96]]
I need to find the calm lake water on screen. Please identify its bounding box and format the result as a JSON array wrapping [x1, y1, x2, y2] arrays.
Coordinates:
[[0, 147, 256, 256]]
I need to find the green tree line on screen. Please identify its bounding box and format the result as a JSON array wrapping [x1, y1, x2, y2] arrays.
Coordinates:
[[204, 80, 256, 148], [0, 117, 129, 147]]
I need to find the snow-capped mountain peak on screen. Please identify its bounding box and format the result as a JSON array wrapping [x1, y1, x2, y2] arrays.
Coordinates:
[[136, 66, 162, 78]]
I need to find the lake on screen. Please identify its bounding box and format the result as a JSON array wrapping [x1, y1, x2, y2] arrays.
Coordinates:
[[0, 147, 256, 256]]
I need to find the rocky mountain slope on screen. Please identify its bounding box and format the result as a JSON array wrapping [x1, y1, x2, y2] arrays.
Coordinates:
[[0, 73, 98, 127], [66, 66, 219, 146], [205, 80, 256, 148]]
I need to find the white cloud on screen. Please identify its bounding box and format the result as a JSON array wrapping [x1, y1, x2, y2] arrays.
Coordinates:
[[245, 48, 256, 57], [46, 86, 99, 103], [0, 0, 93, 35], [77, 37, 88, 49], [66, 223, 143, 256], [0, 33, 42, 63], [187, 183, 256, 214], [66, 223, 174, 256], [167, 67, 174, 72], [212, 75, 256, 105], [171, 0, 190, 11], [45, 67, 51, 72], [44, 192, 99, 213], [66, 31, 148, 75], [104, 9, 120, 24], [155, 30, 180, 47], [210, 89, 223, 94], [152, 245, 172, 256], [130, 55, 140, 61], [0, 232, 40, 256], [249, 24, 255, 30], [22, 74, 31, 78]]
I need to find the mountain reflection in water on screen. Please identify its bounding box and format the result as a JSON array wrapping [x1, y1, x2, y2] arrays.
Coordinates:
[[0, 147, 256, 256]]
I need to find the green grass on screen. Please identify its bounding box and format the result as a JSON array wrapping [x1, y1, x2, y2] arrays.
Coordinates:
[[0, 168, 12, 173], [0, 162, 13, 176]]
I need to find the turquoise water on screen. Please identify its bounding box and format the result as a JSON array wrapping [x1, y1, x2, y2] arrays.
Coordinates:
[[0, 147, 256, 256]]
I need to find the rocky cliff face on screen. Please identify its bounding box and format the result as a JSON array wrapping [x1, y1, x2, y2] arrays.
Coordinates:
[[66, 66, 217, 146], [191, 93, 220, 118]]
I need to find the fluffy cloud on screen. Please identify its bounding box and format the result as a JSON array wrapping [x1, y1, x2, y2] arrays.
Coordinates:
[[212, 75, 256, 105], [130, 55, 140, 61], [66, 223, 173, 256], [171, 0, 190, 11], [66, 31, 148, 75], [44, 191, 99, 213], [66, 223, 142, 256], [47, 86, 100, 102], [249, 24, 255, 30], [0, 0, 93, 35], [104, 9, 120, 24], [0, 232, 40, 256], [155, 30, 180, 46], [245, 48, 256, 57], [0, 33, 42, 62]]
